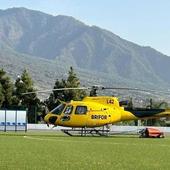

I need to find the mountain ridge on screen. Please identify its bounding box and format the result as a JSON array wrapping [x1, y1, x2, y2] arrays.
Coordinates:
[[0, 7, 170, 91]]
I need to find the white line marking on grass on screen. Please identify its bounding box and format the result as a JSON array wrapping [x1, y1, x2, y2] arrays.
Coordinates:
[[23, 136, 170, 147], [23, 136, 68, 142], [23, 136, 91, 143]]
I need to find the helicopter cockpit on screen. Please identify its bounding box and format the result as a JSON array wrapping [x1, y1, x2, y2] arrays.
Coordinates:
[[51, 103, 88, 115], [51, 103, 66, 115], [49, 103, 88, 123]]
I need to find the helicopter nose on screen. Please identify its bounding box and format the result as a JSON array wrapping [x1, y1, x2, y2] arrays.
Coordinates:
[[48, 116, 58, 124]]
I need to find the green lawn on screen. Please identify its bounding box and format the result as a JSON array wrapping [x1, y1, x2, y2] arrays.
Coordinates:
[[0, 132, 170, 170]]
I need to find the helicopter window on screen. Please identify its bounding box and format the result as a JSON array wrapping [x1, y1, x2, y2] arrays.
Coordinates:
[[64, 105, 73, 115], [75, 106, 87, 115], [51, 104, 66, 115]]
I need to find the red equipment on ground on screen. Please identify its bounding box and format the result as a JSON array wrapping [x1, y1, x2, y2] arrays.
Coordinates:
[[139, 127, 164, 138]]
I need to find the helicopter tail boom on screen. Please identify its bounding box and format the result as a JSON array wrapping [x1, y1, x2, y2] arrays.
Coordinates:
[[121, 108, 170, 121]]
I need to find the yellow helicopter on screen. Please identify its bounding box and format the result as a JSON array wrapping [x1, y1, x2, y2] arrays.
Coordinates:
[[24, 86, 170, 136]]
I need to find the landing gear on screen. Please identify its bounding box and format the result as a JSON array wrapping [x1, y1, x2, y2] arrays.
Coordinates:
[[61, 125, 111, 136]]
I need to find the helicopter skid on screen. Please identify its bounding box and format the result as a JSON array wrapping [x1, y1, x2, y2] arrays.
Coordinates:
[[61, 126, 110, 136]]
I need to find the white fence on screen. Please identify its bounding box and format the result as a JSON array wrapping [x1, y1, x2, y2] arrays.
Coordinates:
[[0, 110, 27, 131], [27, 124, 170, 133], [27, 124, 69, 130]]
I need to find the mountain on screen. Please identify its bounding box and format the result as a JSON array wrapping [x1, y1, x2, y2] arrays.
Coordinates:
[[0, 7, 170, 91]]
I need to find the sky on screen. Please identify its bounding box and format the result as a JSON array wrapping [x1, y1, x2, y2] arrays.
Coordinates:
[[1, 0, 170, 56]]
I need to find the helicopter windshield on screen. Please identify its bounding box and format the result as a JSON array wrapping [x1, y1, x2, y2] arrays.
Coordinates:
[[51, 104, 66, 115]]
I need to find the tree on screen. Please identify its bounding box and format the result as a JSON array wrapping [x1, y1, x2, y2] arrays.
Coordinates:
[[46, 67, 86, 109], [0, 84, 4, 107], [14, 70, 32, 104], [65, 67, 86, 101], [64, 67, 86, 101], [46, 79, 66, 110], [14, 70, 40, 123], [0, 69, 13, 107]]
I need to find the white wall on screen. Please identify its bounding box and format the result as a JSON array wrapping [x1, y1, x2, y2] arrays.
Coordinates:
[[27, 124, 170, 133]]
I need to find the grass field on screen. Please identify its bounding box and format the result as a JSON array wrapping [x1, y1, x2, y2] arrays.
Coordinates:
[[0, 132, 170, 170]]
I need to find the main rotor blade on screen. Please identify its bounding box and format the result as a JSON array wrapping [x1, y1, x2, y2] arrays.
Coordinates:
[[21, 85, 170, 96], [22, 87, 88, 95], [102, 87, 154, 92], [102, 87, 170, 95]]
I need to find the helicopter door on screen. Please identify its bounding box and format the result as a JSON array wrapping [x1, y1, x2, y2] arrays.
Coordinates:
[[60, 105, 73, 122], [72, 106, 88, 127]]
